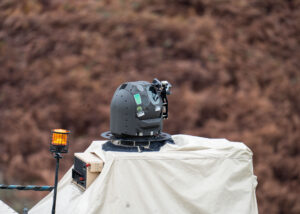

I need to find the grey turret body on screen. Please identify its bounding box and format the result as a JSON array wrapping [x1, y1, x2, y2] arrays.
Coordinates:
[[110, 81, 163, 137]]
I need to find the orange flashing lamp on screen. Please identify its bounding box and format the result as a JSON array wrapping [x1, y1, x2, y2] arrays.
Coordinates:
[[50, 129, 70, 153]]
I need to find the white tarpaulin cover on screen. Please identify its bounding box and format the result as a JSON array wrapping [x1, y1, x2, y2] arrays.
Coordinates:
[[0, 200, 17, 214], [30, 135, 258, 214]]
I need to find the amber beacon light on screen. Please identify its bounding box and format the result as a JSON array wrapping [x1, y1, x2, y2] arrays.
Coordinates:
[[0, 128, 71, 214], [50, 129, 70, 153], [50, 128, 71, 214]]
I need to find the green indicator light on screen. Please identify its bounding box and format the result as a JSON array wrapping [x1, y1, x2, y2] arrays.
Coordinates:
[[137, 106, 142, 112], [134, 94, 142, 105]]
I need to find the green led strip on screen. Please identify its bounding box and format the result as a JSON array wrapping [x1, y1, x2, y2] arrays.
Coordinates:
[[134, 93, 142, 105]]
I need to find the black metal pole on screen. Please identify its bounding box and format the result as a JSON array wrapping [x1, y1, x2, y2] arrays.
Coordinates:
[[52, 152, 62, 214]]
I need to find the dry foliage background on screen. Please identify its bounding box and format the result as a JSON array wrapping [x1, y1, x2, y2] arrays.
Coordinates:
[[0, 0, 300, 213]]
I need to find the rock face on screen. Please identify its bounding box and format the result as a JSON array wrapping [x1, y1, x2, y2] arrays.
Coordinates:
[[0, 0, 299, 213]]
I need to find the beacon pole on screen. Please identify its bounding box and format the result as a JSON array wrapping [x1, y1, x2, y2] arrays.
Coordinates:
[[50, 129, 70, 214], [52, 152, 62, 214]]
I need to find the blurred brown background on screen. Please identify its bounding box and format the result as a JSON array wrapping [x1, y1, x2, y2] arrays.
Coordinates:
[[0, 0, 299, 213]]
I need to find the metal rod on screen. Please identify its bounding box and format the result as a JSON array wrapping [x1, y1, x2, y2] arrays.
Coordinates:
[[23, 207, 28, 214], [51, 152, 62, 214], [0, 184, 54, 191]]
